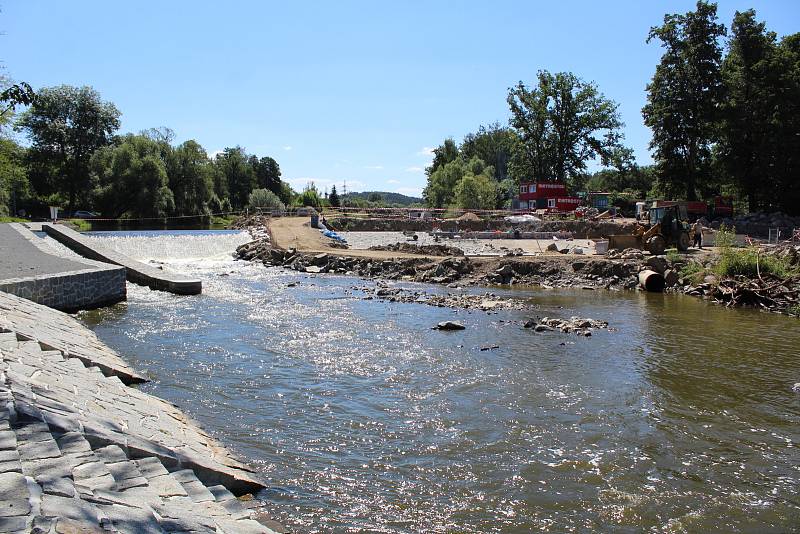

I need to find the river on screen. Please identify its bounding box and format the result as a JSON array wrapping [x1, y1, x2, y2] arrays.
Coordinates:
[[69, 230, 800, 533]]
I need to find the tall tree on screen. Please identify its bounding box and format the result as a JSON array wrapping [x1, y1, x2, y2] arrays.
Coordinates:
[[423, 156, 494, 208], [328, 184, 340, 207], [214, 147, 255, 210], [460, 123, 517, 182], [508, 71, 623, 184], [425, 138, 459, 176], [0, 138, 29, 217], [643, 1, 726, 201], [90, 134, 174, 218], [18, 85, 120, 212], [249, 155, 282, 196], [717, 10, 776, 212], [169, 140, 214, 216]]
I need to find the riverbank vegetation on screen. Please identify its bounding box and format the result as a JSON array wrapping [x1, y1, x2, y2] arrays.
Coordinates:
[[423, 2, 800, 216], [1, 85, 293, 221]]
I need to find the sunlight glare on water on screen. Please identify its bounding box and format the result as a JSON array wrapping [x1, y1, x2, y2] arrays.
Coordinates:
[[77, 230, 800, 533]]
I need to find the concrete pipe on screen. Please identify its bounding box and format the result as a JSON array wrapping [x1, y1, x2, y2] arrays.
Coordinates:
[[639, 270, 665, 292]]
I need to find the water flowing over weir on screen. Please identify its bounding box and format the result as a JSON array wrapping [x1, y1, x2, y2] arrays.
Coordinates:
[[74, 230, 800, 533]]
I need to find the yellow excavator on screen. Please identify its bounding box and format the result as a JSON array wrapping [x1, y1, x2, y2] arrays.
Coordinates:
[[609, 204, 691, 255]]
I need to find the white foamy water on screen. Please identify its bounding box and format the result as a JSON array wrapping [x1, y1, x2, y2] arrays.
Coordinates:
[[84, 230, 252, 264]]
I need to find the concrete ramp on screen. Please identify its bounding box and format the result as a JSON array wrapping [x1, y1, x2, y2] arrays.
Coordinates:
[[43, 224, 202, 295]]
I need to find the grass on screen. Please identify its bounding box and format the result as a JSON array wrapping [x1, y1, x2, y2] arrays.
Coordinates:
[[711, 223, 798, 279], [679, 261, 708, 285], [714, 248, 796, 279], [0, 216, 28, 223], [67, 218, 92, 231], [666, 249, 681, 263], [211, 215, 237, 227], [788, 304, 800, 317]]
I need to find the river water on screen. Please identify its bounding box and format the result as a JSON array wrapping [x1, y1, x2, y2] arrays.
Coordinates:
[[71, 231, 800, 533]]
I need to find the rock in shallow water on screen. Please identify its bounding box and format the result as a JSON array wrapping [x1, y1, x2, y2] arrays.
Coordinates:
[[435, 321, 466, 331]]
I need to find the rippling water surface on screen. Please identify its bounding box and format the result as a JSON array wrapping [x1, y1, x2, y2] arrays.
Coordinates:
[[76, 231, 800, 532]]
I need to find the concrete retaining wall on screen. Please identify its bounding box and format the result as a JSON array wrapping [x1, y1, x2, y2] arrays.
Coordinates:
[[0, 224, 126, 312]]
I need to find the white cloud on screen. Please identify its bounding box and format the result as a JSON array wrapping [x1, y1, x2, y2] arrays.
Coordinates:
[[386, 179, 400, 184], [394, 186, 424, 197], [207, 149, 223, 159], [364, 165, 384, 170], [405, 166, 424, 173], [282, 146, 293, 151], [417, 147, 435, 157]]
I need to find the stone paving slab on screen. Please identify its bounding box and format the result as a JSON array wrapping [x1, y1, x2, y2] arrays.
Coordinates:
[[0, 328, 284, 533], [0, 290, 144, 383]]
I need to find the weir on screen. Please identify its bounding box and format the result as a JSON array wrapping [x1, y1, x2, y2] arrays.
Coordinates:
[[43, 224, 202, 295]]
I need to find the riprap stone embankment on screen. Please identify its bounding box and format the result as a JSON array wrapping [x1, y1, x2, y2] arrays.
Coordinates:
[[0, 290, 285, 533]]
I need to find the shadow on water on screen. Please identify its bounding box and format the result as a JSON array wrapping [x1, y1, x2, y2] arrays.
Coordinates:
[[77, 231, 800, 533]]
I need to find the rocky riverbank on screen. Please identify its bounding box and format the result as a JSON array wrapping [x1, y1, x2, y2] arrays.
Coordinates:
[[234, 218, 800, 317]]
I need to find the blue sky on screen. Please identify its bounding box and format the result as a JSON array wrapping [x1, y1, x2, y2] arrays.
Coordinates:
[[3, 1, 799, 197]]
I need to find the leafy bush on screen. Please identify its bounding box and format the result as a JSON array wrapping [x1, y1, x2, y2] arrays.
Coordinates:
[[666, 249, 681, 263], [679, 261, 707, 284], [715, 248, 794, 279], [714, 224, 736, 249], [712, 222, 795, 279], [247, 188, 285, 211]]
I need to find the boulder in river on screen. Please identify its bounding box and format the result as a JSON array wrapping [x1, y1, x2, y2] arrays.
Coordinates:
[[435, 321, 466, 331]]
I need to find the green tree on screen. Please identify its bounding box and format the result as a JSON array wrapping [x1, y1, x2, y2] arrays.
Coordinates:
[[278, 181, 294, 206], [423, 156, 494, 209], [214, 147, 255, 210], [247, 188, 285, 211], [0, 138, 30, 216], [643, 1, 726, 201], [508, 71, 623, 184], [18, 85, 120, 212], [1, 81, 35, 117], [169, 140, 214, 216], [425, 138, 459, 176], [328, 184, 340, 207], [461, 123, 518, 183], [768, 34, 800, 214], [296, 182, 321, 208], [717, 10, 800, 214], [453, 172, 498, 210], [249, 155, 282, 196], [90, 134, 174, 218]]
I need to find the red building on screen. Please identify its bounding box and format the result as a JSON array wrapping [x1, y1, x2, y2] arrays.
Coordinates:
[[517, 181, 581, 212]]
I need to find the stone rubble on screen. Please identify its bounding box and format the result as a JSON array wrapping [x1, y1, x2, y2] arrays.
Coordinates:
[[524, 316, 610, 336]]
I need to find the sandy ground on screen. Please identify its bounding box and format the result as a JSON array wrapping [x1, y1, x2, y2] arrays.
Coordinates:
[[267, 216, 719, 264], [340, 231, 598, 256], [268, 217, 443, 260]]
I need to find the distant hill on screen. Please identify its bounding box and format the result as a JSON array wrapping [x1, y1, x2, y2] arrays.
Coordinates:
[[343, 191, 423, 206]]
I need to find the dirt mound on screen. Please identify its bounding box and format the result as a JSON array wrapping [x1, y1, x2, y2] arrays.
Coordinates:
[[455, 212, 482, 222]]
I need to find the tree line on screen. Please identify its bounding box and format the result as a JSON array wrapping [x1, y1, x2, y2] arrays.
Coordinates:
[[1, 84, 292, 219], [424, 2, 800, 215]]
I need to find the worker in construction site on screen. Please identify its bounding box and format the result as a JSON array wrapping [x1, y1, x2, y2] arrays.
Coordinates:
[[693, 220, 703, 249]]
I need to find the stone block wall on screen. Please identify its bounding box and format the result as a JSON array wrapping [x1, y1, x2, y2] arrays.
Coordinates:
[[0, 266, 126, 312]]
